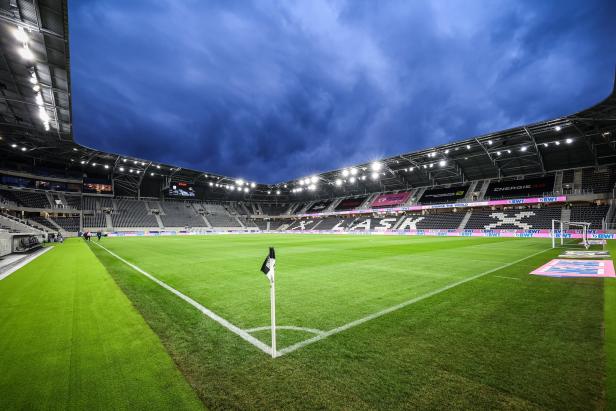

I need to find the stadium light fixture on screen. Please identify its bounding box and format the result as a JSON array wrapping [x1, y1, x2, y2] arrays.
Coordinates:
[[19, 45, 34, 60], [310, 176, 318, 184], [38, 107, 50, 122], [342, 169, 349, 177], [32, 84, 40, 92], [565, 138, 573, 144], [423, 165, 427, 169], [543, 143, 549, 147], [11, 143, 17, 148], [80, 160, 85, 164], [444, 149, 450, 154], [104, 164, 109, 169], [21, 147, 27, 151], [209, 182, 213, 186], [409, 167, 414, 172], [308, 184, 316, 191], [429, 163, 434, 168], [496, 151, 501, 156], [244, 187, 249, 193], [91, 162, 97, 166], [349, 176, 356, 183], [276, 190, 281, 195], [122, 159, 127, 162], [506, 149, 511, 154], [487, 140, 493, 145], [371, 162, 382, 171], [439, 160, 447, 167], [129, 169, 133, 173], [136, 170, 141, 174], [250, 182, 256, 188], [350, 167, 358, 175], [14, 26, 29, 43], [151, 172, 155, 176], [335, 178, 342, 186], [236, 179, 244, 186], [156, 165, 160, 169], [370, 172, 379, 180], [466, 144, 471, 150], [35, 93, 43, 106], [44, 122, 50, 131], [555, 141, 561, 146], [283, 184, 287, 188], [554, 125, 562, 132], [361, 175, 367, 180], [520, 146, 528, 152]]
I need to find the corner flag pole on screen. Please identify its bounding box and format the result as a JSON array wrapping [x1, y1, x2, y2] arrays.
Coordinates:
[[270, 264, 276, 358], [260, 247, 277, 358]]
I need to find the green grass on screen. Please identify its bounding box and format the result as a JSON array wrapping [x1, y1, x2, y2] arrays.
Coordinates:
[[86, 234, 606, 409], [0, 239, 203, 410]]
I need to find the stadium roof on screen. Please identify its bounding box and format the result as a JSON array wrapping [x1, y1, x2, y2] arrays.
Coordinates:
[[1, 0, 615, 200]]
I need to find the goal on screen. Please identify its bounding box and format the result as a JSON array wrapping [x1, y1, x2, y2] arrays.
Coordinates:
[[551, 219, 591, 249]]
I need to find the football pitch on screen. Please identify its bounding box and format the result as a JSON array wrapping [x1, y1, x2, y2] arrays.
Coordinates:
[[2, 234, 615, 409]]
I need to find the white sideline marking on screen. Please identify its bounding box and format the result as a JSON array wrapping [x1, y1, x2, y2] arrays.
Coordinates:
[[0, 246, 53, 281], [494, 275, 521, 281], [245, 325, 324, 335], [277, 248, 549, 357], [93, 242, 275, 356]]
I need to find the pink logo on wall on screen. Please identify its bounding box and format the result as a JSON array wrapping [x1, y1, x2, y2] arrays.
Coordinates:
[[371, 192, 410, 207]]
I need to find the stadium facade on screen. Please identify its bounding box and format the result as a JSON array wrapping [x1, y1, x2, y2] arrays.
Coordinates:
[[1, 0, 616, 245]]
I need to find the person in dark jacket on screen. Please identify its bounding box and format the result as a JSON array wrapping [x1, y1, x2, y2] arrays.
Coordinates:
[[97, 231, 102, 241]]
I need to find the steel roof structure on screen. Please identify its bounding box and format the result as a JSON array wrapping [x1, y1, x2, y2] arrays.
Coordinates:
[[1, 0, 615, 201]]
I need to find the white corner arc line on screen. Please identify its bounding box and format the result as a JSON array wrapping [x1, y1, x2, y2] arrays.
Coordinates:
[[92, 242, 274, 356], [245, 325, 324, 335], [277, 248, 550, 357], [0, 246, 53, 281]]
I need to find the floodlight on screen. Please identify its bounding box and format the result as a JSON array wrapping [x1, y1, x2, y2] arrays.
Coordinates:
[[350, 167, 358, 175], [104, 164, 109, 169], [361, 175, 367, 180], [250, 182, 256, 188], [335, 179, 342, 186], [283, 184, 287, 188], [11, 143, 17, 148], [35, 93, 43, 106], [487, 140, 493, 145], [14, 27, 29, 43], [506, 149, 511, 153], [554, 125, 562, 132], [38, 107, 49, 122], [496, 151, 501, 156], [310, 176, 318, 184], [276, 190, 281, 195], [349, 176, 356, 183], [555, 141, 560, 146], [244, 187, 249, 193], [371, 172, 379, 180], [543, 143, 548, 147], [409, 167, 414, 172], [21, 147, 26, 151], [129, 169, 133, 173], [19, 45, 34, 60], [520, 146, 528, 152], [44, 122, 50, 131], [209, 182, 213, 186], [151, 172, 155, 176], [119, 167, 124, 171], [565, 138, 573, 144], [32, 84, 40, 92], [371, 162, 382, 171], [308, 184, 316, 191], [342, 169, 349, 177], [439, 160, 447, 167], [466, 144, 471, 150], [156, 165, 160, 169], [444, 149, 450, 154], [267, 191, 271, 194], [236, 179, 244, 186]]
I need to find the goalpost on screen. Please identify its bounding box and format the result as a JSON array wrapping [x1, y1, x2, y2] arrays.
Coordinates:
[[551, 219, 591, 249]]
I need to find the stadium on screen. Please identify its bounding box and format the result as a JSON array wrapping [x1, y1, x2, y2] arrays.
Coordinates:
[[1, 1, 616, 409]]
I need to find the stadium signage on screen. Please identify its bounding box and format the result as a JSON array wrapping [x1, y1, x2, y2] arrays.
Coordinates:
[[419, 185, 469, 204], [485, 176, 555, 198], [295, 195, 567, 218]]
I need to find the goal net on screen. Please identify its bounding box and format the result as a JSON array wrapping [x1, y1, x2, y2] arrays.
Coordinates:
[[551, 219, 592, 249]]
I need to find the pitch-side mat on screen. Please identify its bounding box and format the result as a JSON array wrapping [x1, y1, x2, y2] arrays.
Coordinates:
[[531, 259, 616, 278], [93, 242, 549, 358]]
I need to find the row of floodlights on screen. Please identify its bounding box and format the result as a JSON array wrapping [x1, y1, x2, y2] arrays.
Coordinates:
[[14, 27, 51, 131]]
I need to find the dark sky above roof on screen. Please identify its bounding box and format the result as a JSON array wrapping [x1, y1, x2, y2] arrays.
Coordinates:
[[69, 0, 616, 184]]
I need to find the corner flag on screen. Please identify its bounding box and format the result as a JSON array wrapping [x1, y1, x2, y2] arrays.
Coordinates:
[[260, 247, 277, 357], [260, 247, 275, 283]]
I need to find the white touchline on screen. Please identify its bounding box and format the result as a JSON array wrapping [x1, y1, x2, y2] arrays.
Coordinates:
[[93, 242, 275, 356], [276, 248, 550, 357], [0, 246, 53, 281]]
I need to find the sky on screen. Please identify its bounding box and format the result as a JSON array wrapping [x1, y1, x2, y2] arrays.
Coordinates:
[[69, 0, 616, 184]]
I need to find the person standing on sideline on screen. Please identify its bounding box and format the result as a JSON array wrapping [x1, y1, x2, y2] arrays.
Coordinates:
[[97, 231, 102, 241]]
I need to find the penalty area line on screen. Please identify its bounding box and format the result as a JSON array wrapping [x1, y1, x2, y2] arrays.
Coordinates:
[[92, 242, 274, 357], [277, 247, 550, 357]]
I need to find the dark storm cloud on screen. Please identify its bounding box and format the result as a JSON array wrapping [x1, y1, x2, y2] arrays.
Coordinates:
[[69, 0, 616, 183]]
